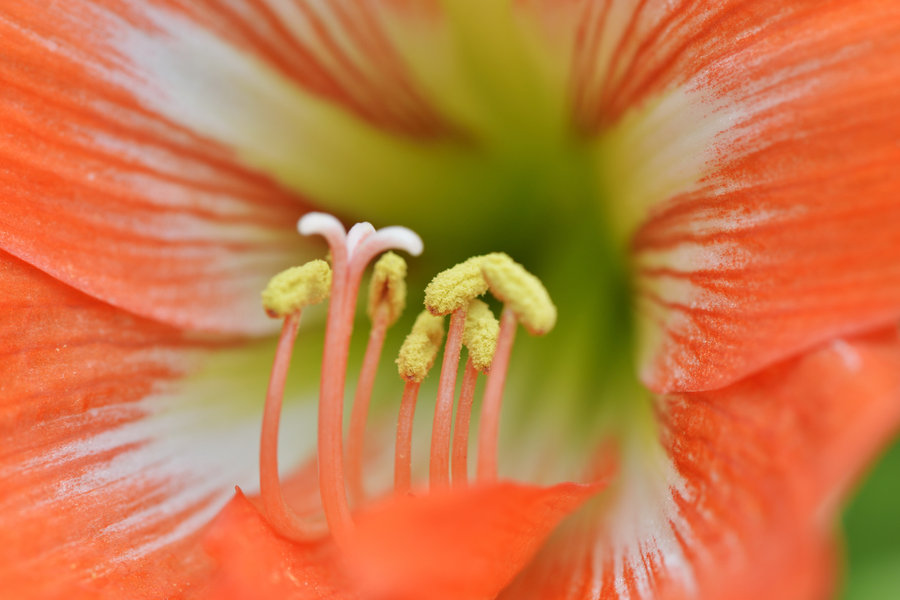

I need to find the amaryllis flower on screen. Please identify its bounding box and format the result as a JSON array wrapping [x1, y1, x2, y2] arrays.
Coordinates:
[[2, 1, 900, 599]]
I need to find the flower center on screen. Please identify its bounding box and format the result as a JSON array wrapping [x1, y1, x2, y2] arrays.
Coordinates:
[[257, 212, 556, 547]]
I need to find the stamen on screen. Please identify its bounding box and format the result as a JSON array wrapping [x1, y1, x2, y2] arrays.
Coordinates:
[[258, 263, 332, 541], [396, 311, 445, 382], [260, 313, 328, 540], [462, 299, 500, 373], [261, 260, 332, 319], [366, 252, 408, 326], [476, 255, 556, 481], [476, 307, 518, 482], [452, 300, 500, 486], [429, 305, 467, 489], [423, 259, 496, 489], [451, 358, 479, 486], [423, 255, 488, 316], [481, 253, 557, 335], [394, 381, 421, 494], [395, 311, 444, 493], [347, 253, 408, 504]]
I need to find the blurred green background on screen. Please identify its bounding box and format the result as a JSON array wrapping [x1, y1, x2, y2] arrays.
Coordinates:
[[842, 437, 900, 599]]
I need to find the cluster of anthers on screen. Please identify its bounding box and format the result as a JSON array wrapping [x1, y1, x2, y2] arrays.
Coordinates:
[[259, 212, 556, 548]]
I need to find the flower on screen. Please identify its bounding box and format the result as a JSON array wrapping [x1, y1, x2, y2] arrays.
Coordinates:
[[2, 1, 900, 599]]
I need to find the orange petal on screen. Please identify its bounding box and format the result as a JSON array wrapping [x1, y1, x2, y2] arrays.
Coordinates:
[[0, 251, 312, 598], [0, 2, 315, 334], [203, 481, 600, 599], [501, 327, 900, 599], [568, 1, 900, 392], [201, 490, 353, 600], [202, 481, 599, 600], [345, 481, 601, 600]]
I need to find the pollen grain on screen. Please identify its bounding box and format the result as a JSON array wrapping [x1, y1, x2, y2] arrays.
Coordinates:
[[397, 311, 445, 382], [367, 251, 408, 326], [481, 253, 556, 335], [463, 299, 500, 372], [424, 256, 489, 315], [261, 259, 332, 318]]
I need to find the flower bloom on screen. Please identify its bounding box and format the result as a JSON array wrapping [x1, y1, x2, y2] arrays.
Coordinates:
[[2, 1, 900, 599]]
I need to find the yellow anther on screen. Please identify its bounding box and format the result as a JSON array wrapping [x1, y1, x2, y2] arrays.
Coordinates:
[[424, 256, 489, 316], [396, 311, 445, 383], [481, 253, 556, 335], [367, 252, 407, 326], [463, 299, 499, 372], [261, 260, 332, 318]]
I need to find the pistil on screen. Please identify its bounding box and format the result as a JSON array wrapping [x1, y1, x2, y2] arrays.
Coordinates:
[[299, 214, 422, 546], [308, 219, 356, 546]]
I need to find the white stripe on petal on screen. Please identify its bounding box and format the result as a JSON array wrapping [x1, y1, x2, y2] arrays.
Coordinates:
[[601, 435, 697, 597], [595, 85, 742, 241], [2, 340, 317, 576]]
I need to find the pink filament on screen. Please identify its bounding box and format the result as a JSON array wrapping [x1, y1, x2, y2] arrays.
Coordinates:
[[394, 380, 421, 494], [451, 358, 479, 487], [259, 313, 327, 540], [429, 306, 467, 489], [347, 309, 389, 505], [477, 307, 517, 482]]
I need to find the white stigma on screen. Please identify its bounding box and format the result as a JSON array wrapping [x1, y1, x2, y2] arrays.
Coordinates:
[[298, 212, 347, 241], [346, 222, 376, 257], [298, 212, 423, 260], [369, 226, 424, 257]]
